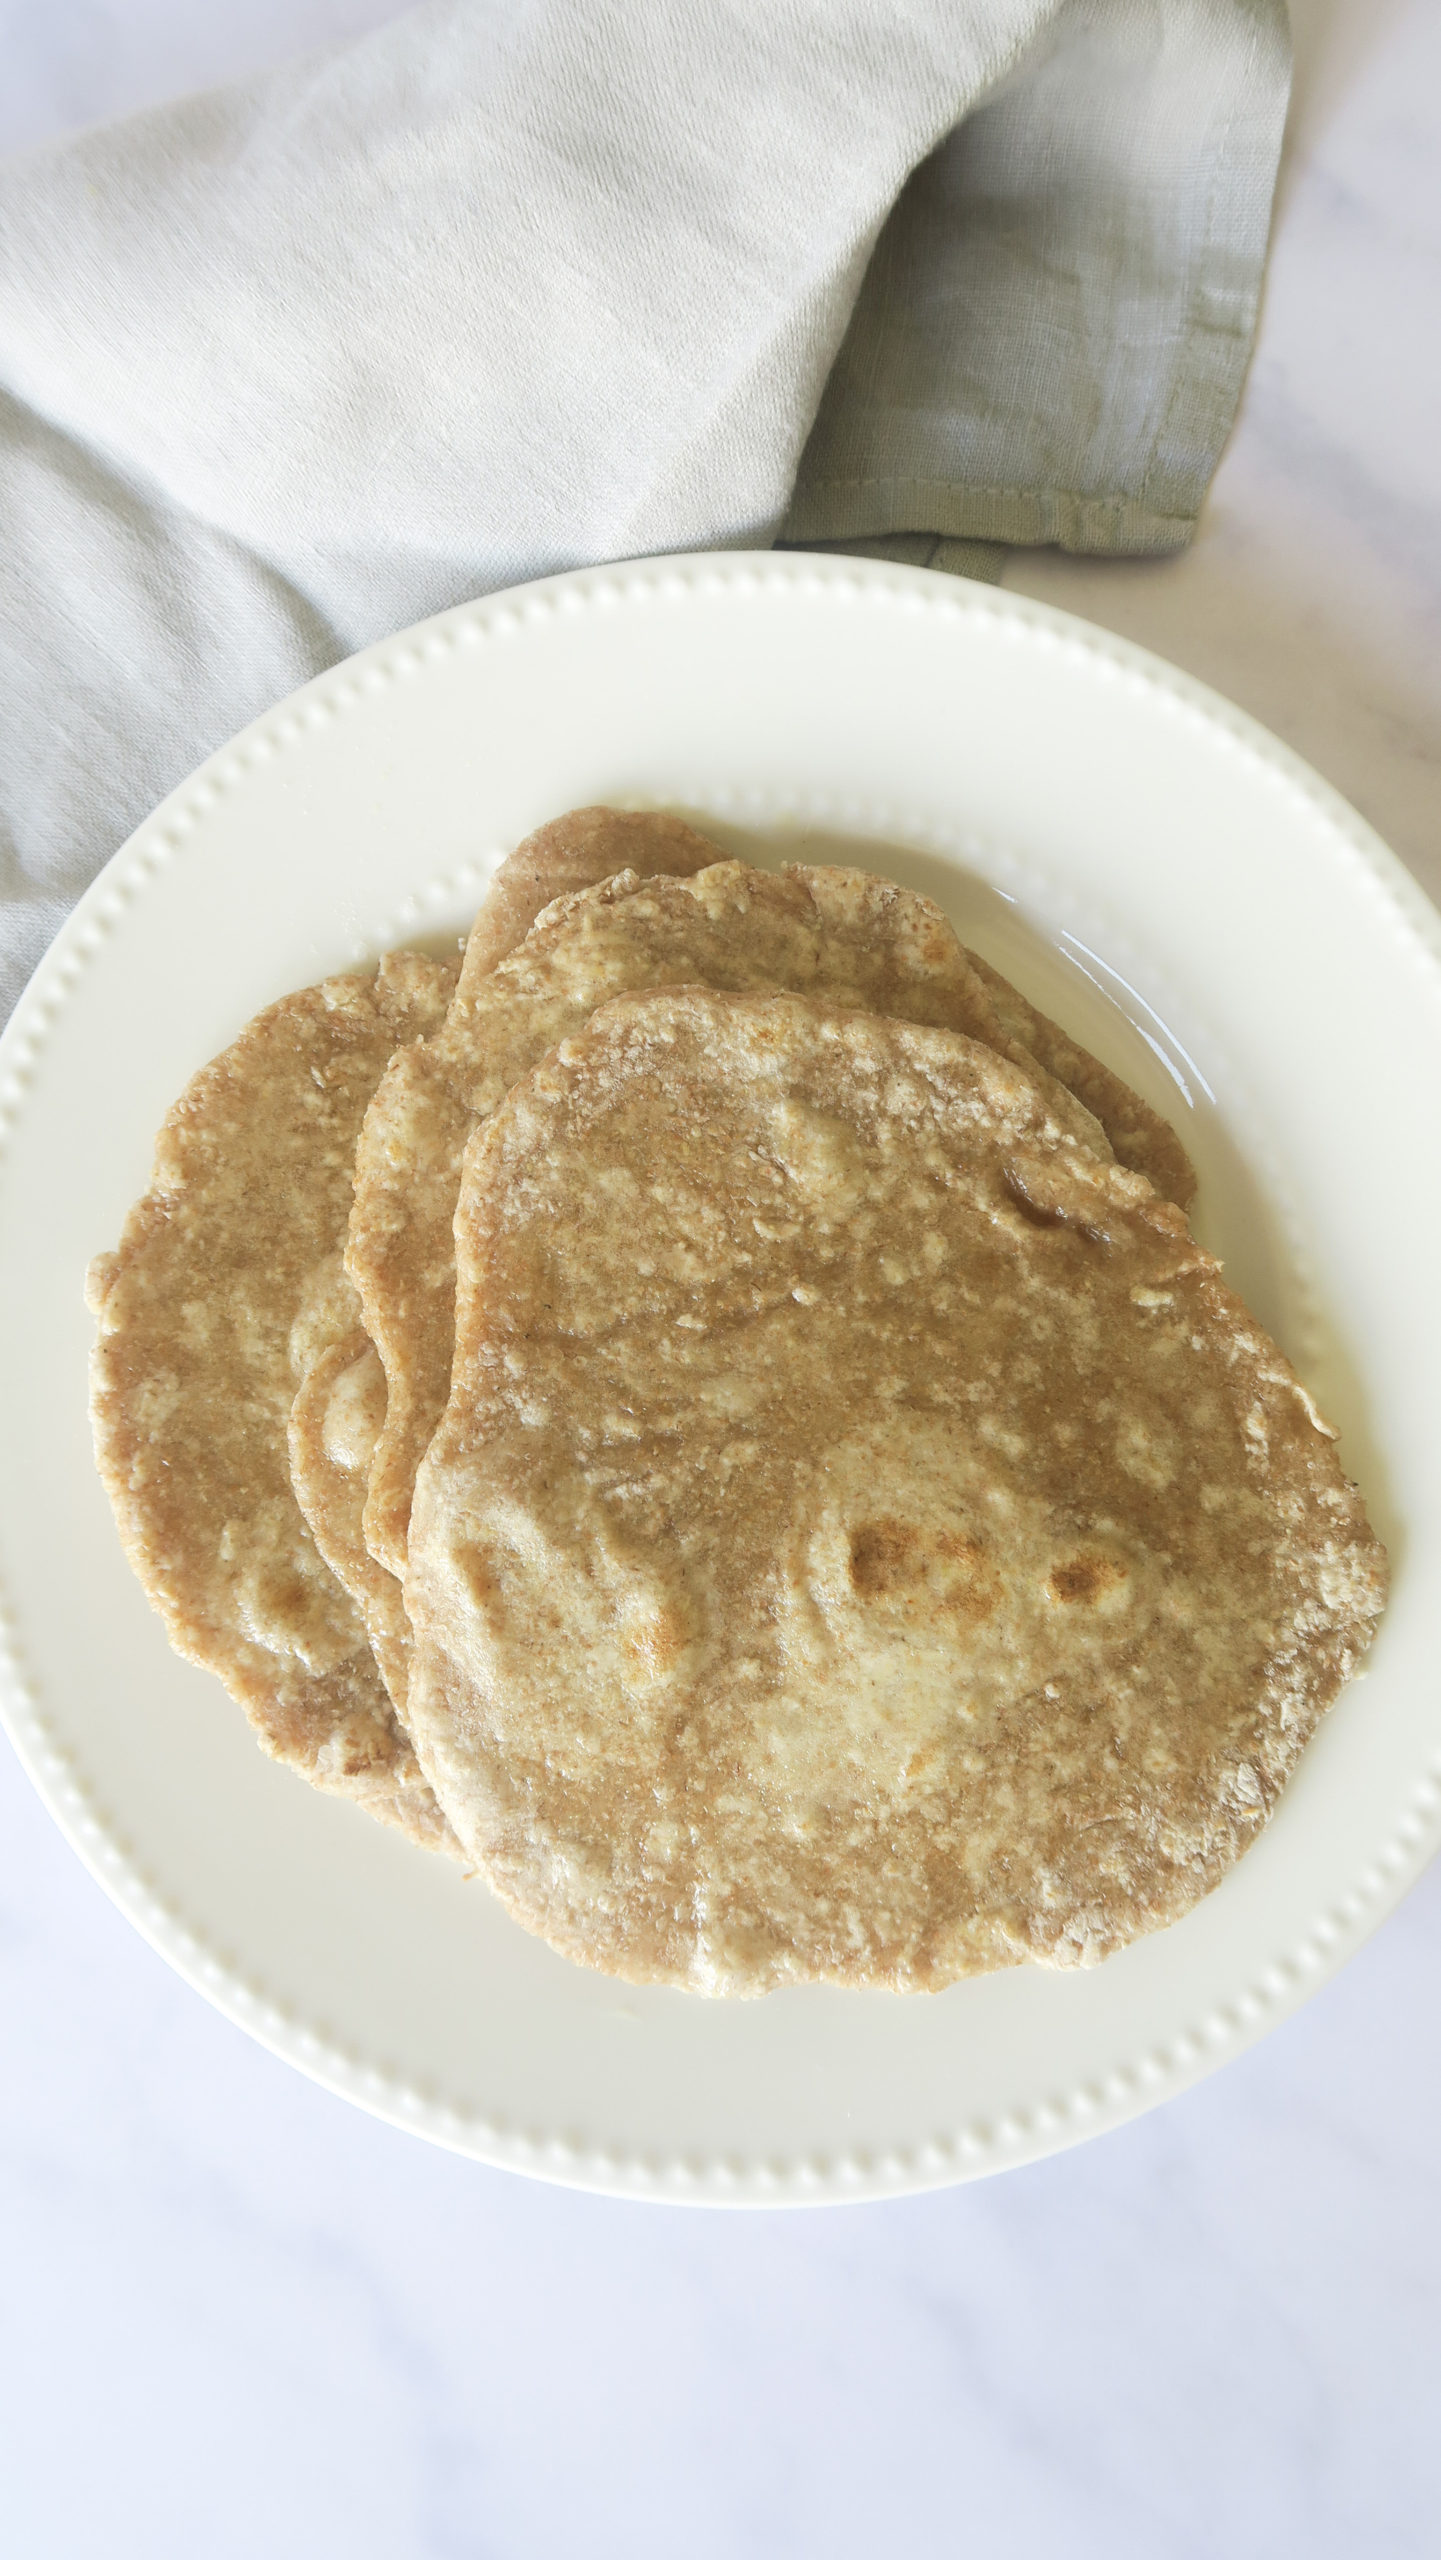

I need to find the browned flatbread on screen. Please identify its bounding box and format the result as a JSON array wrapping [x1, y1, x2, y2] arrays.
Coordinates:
[[473, 806, 1194, 1207], [404, 989, 1386, 1993], [964, 947, 1196, 1210], [283, 804, 726, 1682], [288, 1312, 415, 1715], [347, 861, 1114, 1580], [87, 952, 461, 1854], [463, 803, 722, 978]]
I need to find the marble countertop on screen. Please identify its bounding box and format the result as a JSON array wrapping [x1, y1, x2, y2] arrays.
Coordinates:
[[2, 5, 1439, 2554]]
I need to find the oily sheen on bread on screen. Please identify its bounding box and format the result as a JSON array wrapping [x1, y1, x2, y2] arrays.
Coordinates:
[[403, 989, 1386, 1992]]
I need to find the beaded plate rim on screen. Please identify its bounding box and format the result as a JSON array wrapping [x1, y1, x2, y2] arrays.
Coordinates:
[[2, 551, 1439, 2205]]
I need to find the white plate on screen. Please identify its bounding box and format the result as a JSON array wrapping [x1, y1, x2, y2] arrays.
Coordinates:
[[2, 553, 1440, 2206]]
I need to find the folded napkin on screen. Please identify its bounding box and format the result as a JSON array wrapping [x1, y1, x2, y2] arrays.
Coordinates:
[[0, 0, 1289, 1022]]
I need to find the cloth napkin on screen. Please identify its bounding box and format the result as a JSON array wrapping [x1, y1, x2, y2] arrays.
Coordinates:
[[0, 0, 1290, 1024]]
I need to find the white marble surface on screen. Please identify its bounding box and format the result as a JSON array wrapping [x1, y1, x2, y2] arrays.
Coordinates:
[[2, 4, 1440, 2552]]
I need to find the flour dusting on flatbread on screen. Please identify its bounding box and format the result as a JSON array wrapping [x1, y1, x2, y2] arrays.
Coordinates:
[[404, 989, 1386, 1991], [87, 952, 460, 1853], [347, 861, 1116, 1579], [288, 1301, 417, 1719], [463, 803, 722, 979]]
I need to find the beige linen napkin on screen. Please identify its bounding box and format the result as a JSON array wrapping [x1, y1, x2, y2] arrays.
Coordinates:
[[0, 0, 1289, 1020]]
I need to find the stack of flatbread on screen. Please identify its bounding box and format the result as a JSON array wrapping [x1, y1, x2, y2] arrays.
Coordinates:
[[88, 808, 1388, 1993]]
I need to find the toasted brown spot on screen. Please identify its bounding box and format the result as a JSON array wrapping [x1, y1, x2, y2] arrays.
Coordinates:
[[850, 1520, 999, 1621], [624, 1610, 687, 1685], [850, 1519, 922, 1594], [1049, 1551, 1129, 1607], [402, 985, 1386, 1994]]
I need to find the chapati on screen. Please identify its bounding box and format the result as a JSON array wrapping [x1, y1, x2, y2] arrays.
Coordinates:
[[404, 989, 1385, 1991], [347, 860, 1119, 1579], [88, 952, 460, 1853]]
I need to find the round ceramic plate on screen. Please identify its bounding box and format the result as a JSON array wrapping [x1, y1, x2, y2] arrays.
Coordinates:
[[2, 553, 1439, 2205]]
